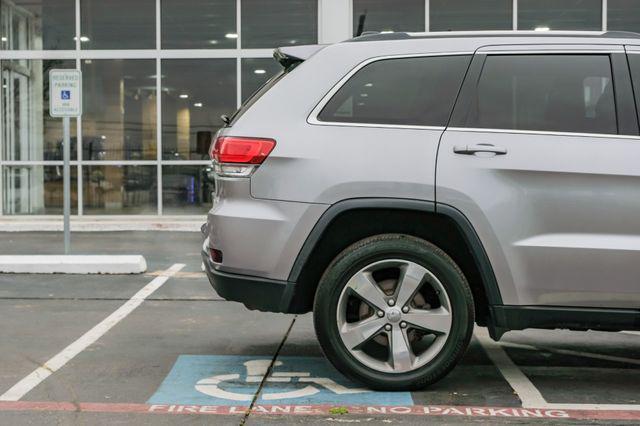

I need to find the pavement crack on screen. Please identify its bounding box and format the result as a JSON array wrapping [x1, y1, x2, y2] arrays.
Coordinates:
[[239, 315, 297, 426]]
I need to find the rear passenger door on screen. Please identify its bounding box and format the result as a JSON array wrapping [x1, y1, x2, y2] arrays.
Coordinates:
[[436, 45, 640, 309]]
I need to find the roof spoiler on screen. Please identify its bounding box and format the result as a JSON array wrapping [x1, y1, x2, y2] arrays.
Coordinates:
[[273, 45, 325, 69]]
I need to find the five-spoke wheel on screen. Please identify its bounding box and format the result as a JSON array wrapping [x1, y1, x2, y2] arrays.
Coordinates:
[[314, 234, 474, 390]]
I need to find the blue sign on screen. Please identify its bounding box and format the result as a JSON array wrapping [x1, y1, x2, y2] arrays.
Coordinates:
[[61, 90, 71, 100], [149, 355, 413, 406]]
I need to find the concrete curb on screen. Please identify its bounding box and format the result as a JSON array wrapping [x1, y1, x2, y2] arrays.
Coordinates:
[[0, 255, 147, 274]]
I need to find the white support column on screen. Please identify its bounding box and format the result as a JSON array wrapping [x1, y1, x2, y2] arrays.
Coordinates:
[[602, 0, 608, 31], [318, 0, 352, 44], [513, 0, 518, 30], [237, 0, 242, 107]]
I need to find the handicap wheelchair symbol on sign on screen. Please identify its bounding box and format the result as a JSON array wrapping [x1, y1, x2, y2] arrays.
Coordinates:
[[149, 355, 413, 406]]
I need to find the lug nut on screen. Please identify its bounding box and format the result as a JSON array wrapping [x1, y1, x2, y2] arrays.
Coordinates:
[[400, 321, 407, 329], [384, 324, 392, 331], [387, 298, 395, 306], [402, 306, 409, 313], [377, 310, 384, 318]]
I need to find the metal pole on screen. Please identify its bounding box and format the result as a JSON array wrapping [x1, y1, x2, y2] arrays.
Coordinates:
[[63, 116, 71, 254]]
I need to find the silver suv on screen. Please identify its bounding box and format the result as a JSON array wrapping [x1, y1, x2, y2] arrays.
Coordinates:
[[202, 31, 640, 390]]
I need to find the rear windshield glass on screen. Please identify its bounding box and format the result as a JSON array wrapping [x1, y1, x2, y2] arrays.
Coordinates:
[[228, 69, 287, 125]]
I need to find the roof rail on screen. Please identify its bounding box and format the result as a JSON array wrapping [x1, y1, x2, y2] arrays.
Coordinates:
[[347, 30, 640, 43]]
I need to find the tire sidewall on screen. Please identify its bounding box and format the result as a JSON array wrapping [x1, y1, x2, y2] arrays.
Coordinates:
[[314, 234, 473, 390]]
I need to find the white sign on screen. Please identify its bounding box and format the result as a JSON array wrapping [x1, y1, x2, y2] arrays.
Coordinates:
[[49, 69, 82, 117]]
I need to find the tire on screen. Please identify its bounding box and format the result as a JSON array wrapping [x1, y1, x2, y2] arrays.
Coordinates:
[[313, 233, 474, 391]]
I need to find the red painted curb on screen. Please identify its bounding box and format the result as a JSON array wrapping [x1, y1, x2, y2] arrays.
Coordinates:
[[1, 401, 640, 420]]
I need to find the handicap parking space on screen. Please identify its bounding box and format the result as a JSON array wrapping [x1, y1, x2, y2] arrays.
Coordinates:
[[1, 232, 640, 424]]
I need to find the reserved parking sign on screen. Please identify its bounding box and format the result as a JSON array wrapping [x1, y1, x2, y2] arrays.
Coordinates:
[[49, 69, 82, 117]]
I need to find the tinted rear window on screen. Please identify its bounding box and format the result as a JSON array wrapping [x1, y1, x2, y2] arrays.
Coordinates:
[[318, 55, 471, 127], [465, 54, 617, 134], [628, 53, 640, 126]]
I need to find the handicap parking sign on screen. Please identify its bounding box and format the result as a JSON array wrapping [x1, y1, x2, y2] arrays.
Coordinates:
[[149, 355, 413, 406], [61, 90, 71, 100]]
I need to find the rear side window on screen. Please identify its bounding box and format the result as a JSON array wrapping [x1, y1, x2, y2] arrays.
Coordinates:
[[317, 55, 470, 127], [465, 55, 617, 135]]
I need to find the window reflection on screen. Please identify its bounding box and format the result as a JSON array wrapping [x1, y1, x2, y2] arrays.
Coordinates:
[[353, 0, 425, 35], [162, 0, 236, 49], [608, 0, 640, 33], [80, 0, 155, 49], [0, 0, 75, 50], [82, 59, 157, 161], [241, 0, 317, 48], [2, 165, 78, 215], [430, 0, 512, 31], [241, 58, 282, 102], [518, 0, 601, 31], [83, 165, 157, 214], [1, 60, 78, 161], [161, 59, 236, 160], [162, 165, 214, 214]]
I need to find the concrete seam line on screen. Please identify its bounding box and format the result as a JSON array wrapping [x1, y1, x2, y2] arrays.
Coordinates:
[[474, 327, 549, 409], [0, 263, 185, 402], [500, 341, 640, 366], [240, 316, 298, 426]]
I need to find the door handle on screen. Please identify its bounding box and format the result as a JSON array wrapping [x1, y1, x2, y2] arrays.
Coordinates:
[[453, 143, 507, 156]]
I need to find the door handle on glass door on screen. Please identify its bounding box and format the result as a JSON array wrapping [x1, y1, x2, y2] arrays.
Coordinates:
[[453, 144, 507, 156]]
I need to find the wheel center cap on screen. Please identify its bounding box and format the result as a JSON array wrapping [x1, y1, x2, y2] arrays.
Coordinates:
[[386, 308, 402, 323]]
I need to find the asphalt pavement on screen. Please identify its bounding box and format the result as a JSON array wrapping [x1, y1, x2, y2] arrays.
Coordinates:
[[0, 231, 638, 425]]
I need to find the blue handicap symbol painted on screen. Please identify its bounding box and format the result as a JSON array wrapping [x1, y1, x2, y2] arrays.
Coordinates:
[[61, 90, 71, 100], [148, 355, 413, 406]]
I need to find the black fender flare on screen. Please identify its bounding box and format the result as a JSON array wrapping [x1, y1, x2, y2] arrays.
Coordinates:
[[287, 198, 503, 306]]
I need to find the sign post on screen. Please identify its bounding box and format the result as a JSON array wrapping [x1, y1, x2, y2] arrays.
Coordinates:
[[49, 69, 82, 254]]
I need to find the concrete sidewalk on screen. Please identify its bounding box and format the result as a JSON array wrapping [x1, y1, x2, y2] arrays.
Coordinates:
[[0, 216, 205, 232]]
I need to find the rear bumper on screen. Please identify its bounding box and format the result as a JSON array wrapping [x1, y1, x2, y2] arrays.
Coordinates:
[[201, 247, 296, 313]]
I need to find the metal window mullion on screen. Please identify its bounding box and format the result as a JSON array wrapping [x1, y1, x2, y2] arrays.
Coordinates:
[[425, 0, 430, 32], [236, 0, 242, 108], [156, 0, 162, 216], [76, 0, 82, 215], [602, 0, 608, 31], [0, 58, 3, 215], [513, 0, 518, 30]]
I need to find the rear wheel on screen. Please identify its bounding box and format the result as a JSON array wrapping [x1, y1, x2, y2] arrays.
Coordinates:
[[313, 234, 474, 390]]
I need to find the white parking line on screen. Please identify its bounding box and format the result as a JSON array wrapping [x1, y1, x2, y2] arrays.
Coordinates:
[[474, 327, 548, 408], [0, 263, 185, 402], [477, 327, 640, 412]]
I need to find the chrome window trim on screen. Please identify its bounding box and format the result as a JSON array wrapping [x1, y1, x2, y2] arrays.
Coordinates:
[[446, 127, 640, 140], [307, 51, 474, 130]]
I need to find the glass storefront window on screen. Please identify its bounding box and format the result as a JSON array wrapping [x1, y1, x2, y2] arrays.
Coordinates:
[[608, 0, 640, 32], [83, 165, 156, 214], [0, 0, 75, 50], [518, 0, 602, 31], [241, 58, 282, 102], [241, 0, 317, 48], [430, 0, 512, 31], [162, 0, 237, 49], [2, 165, 77, 215], [353, 0, 425, 35], [80, 0, 155, 49], [162, 165, 214, 214], [161, 59, 236, 160], [1, 60, 78, 161], [82, 59, 157, 161]]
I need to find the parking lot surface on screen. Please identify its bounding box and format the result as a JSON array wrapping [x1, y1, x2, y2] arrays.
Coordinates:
[[0, 232, 639, 425]]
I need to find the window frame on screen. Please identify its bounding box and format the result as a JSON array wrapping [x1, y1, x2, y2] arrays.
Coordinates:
[[626, 47, 640, 132], [449, 46, 640, 138], [308, 52, 474, 130]]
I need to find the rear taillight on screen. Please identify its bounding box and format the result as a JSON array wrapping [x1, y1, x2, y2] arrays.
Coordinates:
[[210, 136, 276, 177]]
